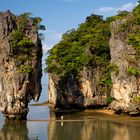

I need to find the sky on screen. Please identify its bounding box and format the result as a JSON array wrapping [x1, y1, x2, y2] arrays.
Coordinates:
[[0, 0, 138, 101], [0, 0, 138, 53]]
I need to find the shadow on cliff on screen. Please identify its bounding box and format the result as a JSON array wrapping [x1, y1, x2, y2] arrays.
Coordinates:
[[50, 74, 86, 111], [49, 73, 108, 115]]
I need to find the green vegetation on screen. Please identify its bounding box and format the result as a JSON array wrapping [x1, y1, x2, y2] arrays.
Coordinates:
[[45, 14, 113, 96], [9, 12, 45, 74], [108, 63, 119, 74], [16, 12, 45, 31], [127, 67, 140, 76], [45, 2, 140, 97], [16, 12, 31, 31], [9, 30, 34, 56], [99, 77, 112, 87], [114, 4, 140, 78], [18, 65, 33, 74], [128, 32, 140, 54], [46, 14, 111, 77], [106, 96, 114, 104], [127, 4, 140, 54], [118, 22, 128, 32], [45, 10, 133, 77], [132, 95, 140, 104]]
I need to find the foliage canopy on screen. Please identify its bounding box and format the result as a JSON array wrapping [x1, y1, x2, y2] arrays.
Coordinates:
[[9, 12, 45, 74], [45, 14, 111, 78]]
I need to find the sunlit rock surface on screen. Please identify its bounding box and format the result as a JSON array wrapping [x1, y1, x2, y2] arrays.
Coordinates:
[[110, 19, 140, 115], [48, 67, 107, 109], [0, 11, 42, 119]]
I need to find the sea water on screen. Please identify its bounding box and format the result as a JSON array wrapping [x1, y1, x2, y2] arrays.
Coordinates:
[[1, 107, 140, 140], [1, 75, 140, 140]]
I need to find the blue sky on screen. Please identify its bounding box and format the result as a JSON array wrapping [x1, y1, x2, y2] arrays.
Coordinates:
[[0, 0, 138, 101], [0, 0, 138, 52]]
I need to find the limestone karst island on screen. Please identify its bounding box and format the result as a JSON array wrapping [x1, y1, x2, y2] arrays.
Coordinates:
[[0, 1, 140, 140]]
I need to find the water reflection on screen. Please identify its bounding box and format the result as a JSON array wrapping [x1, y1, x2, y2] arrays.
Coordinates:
[[0, 119, 48, 140], [112, 123, 140, 140], [48, 111, 140, 140], [0, 120, 29, 140], [1, 109, 140, 140], [48, 120, 140, 140]]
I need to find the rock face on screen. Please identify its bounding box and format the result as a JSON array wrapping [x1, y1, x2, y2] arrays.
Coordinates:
[[47, 14, 111, 110], [48, 6, 140, 115], [48, 67, 108, 109], [0, 11, 42, 119], [110, 19, 140, 115]]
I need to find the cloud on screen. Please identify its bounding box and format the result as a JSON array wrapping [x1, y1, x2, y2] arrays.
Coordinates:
[[42, 29, 62, 67], [42, 44, 49, 54], [43, 29, 62, 52], [118, 2, 138, 11], [47, 29, 62, 42], [97, 2, 138, 14], [42, 44, 53, 71], [98, 7, 114, 13], [42, 44, 53, 67]]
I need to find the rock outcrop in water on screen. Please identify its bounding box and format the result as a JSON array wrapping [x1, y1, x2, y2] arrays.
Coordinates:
[[48, 68, 108, 109], [46, 5, 140, 115], [47, 14, 111, 109], [0, 11, 43, 119]]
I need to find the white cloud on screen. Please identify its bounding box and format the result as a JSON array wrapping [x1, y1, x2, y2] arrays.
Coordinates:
[[41, 29, 62, 66], [47, 29, 62, 42], [97, 2, 138, 14], [43, 29, 62, 53], [118, 2, 138, 12], [42, 44, 52, 67], [42, 44, 49, 54], [98, 7, 114, 12]]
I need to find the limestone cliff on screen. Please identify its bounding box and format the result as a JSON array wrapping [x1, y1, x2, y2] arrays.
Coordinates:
[[47, 14, 111, 109], [47, 5, 140, 114], [110, 10, 140, 115], [0, 11, 42, 119], [48, 67, 108, 109]]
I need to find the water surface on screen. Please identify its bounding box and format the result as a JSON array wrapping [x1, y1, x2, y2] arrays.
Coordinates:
[[1, 107, 140, 140], [1, 82, 140, 140]]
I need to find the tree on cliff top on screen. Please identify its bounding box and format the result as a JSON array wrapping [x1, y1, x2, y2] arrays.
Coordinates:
[[45, 14, 111, 78], [9, 12, 45, 74]]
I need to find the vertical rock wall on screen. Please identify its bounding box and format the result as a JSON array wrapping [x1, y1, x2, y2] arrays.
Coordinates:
[[0, 11, 42, 119], [110, 19, 140, 115], [48, 67, 108, 109]]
